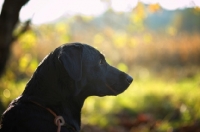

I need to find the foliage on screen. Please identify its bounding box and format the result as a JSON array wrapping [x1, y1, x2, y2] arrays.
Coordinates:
[[1, 3, 200, 131]]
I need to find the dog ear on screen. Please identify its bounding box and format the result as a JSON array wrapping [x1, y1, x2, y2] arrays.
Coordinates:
[[58, 44, 83, 81]]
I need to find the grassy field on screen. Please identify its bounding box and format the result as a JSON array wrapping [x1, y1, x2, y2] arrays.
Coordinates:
[[80, 66, 200, 131], [1, 66, 200, 132]]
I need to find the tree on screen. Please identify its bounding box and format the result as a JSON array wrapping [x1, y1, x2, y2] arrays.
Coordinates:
[[0, 0, 30, 77]]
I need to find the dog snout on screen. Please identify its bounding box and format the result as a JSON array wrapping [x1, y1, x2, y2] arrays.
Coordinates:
[[126, 75, 133, 84]]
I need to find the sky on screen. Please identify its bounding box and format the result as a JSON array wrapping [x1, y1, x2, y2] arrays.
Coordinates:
[[0, 0, 200, 25]]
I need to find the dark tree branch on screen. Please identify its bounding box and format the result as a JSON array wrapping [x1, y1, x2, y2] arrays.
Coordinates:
[[0, 0, 29, 76], [12, 20, 31, 43]]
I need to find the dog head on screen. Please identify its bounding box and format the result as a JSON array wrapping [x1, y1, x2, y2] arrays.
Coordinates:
[[58, 43, 133, 97]]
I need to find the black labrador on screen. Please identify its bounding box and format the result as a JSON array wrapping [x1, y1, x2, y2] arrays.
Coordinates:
[[0, 43, 133, 132]]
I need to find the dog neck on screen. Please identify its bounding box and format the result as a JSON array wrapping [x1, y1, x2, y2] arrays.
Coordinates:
[[20, 51, 88, 131], [21, 86, 86, 131], [44, 95, 86, 131]]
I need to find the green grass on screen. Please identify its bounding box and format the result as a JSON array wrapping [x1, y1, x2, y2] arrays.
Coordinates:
[[81, 72, 200, 130], [1, 70, 200, 131]]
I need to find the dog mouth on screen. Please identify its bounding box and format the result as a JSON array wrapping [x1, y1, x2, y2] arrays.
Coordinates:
[[105, 84, 118, 95]]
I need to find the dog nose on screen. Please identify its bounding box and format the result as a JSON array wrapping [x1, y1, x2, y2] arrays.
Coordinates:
[[126, 75, 133, 84]]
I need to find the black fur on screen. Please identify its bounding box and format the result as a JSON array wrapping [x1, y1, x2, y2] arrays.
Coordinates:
[[0, 43, 133, 132]]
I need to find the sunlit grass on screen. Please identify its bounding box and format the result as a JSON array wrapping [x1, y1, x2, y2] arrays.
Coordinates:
[[81, 71, 200, 130], [0, 66, 200, 131]]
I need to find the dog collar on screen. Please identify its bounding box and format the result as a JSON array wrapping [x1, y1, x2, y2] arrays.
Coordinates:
[[30, 101, 76, 132]]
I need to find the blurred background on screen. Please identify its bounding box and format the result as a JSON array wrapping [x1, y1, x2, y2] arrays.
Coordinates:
[[0, 0, 200, 131]]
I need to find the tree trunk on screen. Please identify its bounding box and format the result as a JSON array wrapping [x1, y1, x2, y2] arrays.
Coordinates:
[[0, 0, 29, 76]]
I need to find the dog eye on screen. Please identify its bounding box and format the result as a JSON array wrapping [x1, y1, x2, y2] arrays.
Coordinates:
[[99, 59, 104, 65]]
